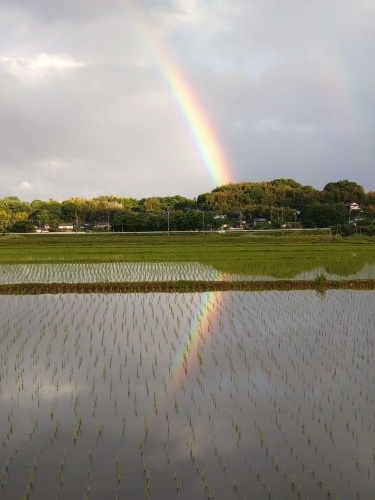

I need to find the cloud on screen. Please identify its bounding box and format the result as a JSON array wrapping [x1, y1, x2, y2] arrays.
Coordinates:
[[0, 0, 374, 201], [0, 53, 86, 81], [0, 0, 115, 24]]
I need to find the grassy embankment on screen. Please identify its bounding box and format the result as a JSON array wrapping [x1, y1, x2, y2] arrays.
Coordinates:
[[0, 232, 374, 293]]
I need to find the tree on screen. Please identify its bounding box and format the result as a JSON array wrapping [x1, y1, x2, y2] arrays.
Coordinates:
[[61, 200, 79, 221], [29, 209, 51, 228], [142, 197, 162, 213], [336, 224, 356, 237], [48, 218, 60, 232], [9, 220, 36, 233], [0, 196, 30, 214], [300, 203, 347, 228], [322, 180, 365, 204]]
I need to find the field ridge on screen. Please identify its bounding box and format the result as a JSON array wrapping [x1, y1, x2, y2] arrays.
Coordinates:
[[1, 278, 374, 294]]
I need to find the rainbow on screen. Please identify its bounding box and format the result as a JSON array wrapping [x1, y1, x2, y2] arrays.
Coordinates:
[[167, 289, 223, 395], [123, 1, 232, 187], [160, 63, 231, 188], [120, 0, 231, 394]]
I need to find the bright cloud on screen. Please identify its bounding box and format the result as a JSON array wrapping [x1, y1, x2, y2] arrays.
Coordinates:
[[0, 53, 86, 81]]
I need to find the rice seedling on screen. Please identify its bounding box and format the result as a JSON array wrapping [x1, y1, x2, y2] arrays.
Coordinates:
[[0, 269, 374, 497]]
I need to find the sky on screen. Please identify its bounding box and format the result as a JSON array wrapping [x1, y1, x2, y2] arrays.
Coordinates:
[[0, 0, 374, 202]]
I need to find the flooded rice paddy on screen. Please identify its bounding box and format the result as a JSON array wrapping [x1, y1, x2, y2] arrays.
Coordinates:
[[0, 288, 374, 499], [0, 262, 222, 285], [0, 262, 375, 284]]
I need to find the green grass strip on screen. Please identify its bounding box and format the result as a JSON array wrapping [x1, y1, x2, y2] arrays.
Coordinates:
[[1, 233, 375, 278], [0, 279, 374, 295]]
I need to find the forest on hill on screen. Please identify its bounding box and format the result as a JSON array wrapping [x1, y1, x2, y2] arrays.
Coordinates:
[[1, 179, 374, 235]]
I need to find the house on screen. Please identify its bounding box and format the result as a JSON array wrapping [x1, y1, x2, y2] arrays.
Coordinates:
[[346, 202, 361, 224], [94, 222, 111, 231], [58, 223, 74, 232], [81, 223, 95, 231], [346, 202, 360, 212]]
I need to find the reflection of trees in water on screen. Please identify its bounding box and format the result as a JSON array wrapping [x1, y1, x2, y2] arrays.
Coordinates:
[[213, 258, 374, 279]]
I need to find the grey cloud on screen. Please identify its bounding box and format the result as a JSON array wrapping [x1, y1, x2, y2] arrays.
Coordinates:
[[1, 0, 116, 23], [0, 0, 374, 201]]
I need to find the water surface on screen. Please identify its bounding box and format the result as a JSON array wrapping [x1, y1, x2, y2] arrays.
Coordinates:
[[0, 290, 374, 498], [0, 261, 374, 284]]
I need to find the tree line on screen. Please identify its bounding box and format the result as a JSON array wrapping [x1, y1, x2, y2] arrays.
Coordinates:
[[1, 179, 374, 235]]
